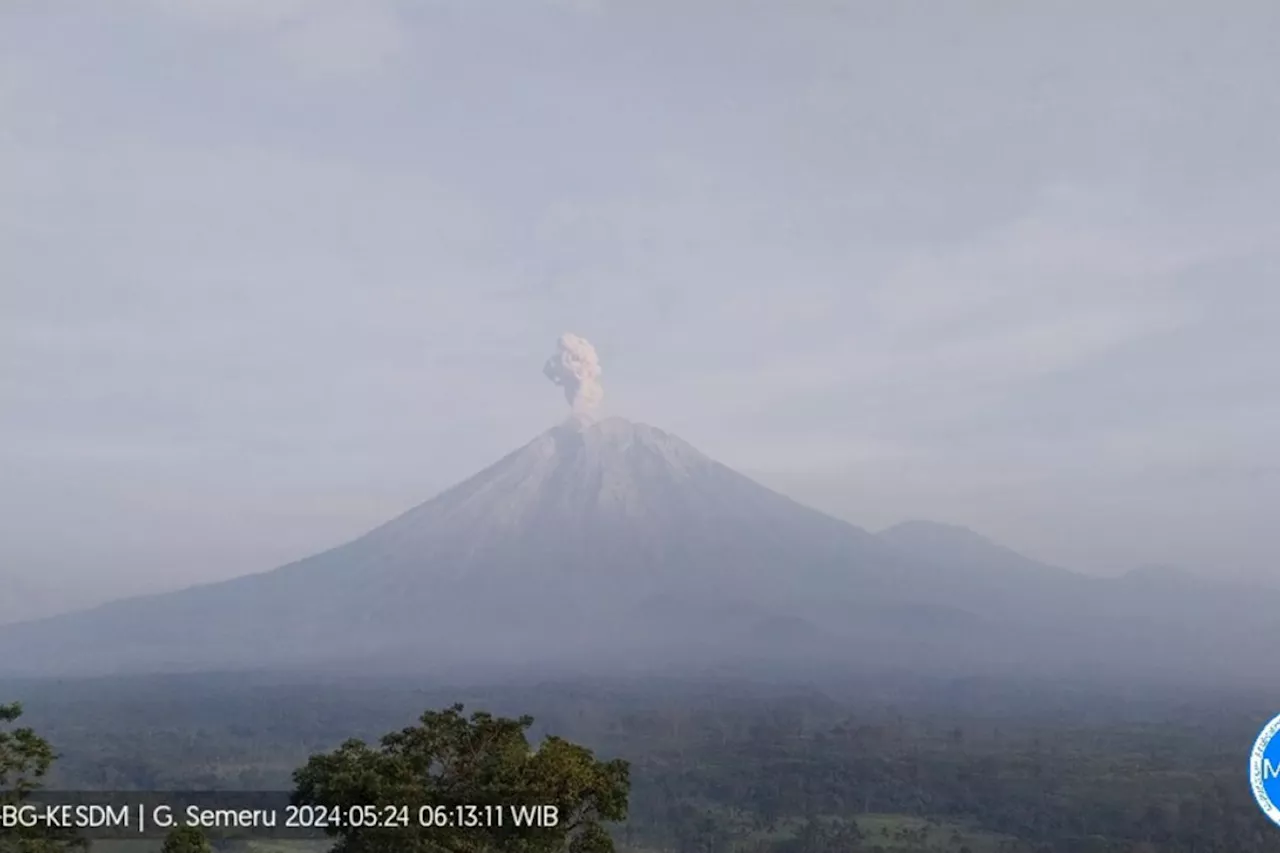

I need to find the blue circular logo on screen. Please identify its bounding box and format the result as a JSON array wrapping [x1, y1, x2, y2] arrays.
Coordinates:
[[1252, 713, 1280, 828]]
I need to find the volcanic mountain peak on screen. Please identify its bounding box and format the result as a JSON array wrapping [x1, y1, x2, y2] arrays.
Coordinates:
[[368, 417, 714, 536], [357, 416, 852, 561], [532, 416, 716, 486]]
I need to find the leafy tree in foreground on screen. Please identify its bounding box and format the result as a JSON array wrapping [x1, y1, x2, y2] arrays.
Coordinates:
[[0, 703, 85, 853], [160, 826, 213, 853], [293, 704, 629, 853]]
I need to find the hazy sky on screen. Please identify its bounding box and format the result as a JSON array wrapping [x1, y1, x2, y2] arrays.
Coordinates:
[[3, 0, 1278, 608]]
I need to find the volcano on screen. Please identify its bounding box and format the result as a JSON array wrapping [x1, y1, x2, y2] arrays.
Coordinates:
[[0, 418, 885, 674], [3, 417, 1279, 683]]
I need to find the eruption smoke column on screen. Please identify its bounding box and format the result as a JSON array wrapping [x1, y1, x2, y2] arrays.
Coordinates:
[[543, 333, 603, 418]]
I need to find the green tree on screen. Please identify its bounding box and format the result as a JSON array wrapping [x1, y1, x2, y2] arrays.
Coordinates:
[[160, 826, 212, 853], [293, 704, 629, 853], [0, 703, 85, 852]]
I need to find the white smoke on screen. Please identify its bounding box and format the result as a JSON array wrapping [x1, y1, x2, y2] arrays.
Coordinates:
[[543, 333, 603, 417]]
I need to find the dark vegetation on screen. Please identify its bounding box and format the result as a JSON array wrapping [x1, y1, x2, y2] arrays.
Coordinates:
[[3, 673, 1278, 852], [1, 702, 86, 852], [294, 704, 628, 853]]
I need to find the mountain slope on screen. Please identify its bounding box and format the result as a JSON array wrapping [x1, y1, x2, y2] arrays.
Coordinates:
[[0, 420, 926, 674], [877, 520, 1066, 578], [0, 574, 84, 625], [2, 418, 1277, 683]]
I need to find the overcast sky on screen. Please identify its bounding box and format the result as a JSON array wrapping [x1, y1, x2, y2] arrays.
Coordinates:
[[3, 0, 1278, 609]]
